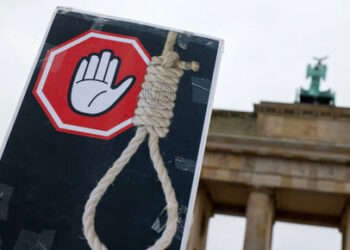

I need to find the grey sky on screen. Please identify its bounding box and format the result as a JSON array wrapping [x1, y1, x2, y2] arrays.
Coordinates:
[[0, 0, 348, 249], [207, 215, 341, 250]]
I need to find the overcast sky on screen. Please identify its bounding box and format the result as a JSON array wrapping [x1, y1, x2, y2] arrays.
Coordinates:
[[207, 215, 341, 250], [0, 0, 348, 249]]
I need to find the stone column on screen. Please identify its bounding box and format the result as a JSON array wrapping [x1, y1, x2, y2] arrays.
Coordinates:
[[341, 204, 350, 250], [187, 185, 213, 250], [243, 188, 275, 250]]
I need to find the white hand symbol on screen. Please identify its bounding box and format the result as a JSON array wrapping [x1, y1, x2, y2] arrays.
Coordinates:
[[69, 50, 135, 116]]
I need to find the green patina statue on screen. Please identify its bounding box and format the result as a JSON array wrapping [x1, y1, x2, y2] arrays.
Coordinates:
[[297, 56, 335, 105]]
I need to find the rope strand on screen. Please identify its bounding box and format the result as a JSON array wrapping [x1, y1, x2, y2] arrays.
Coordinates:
[[146, 134, 178, 250], [83, 127, 147, 250], [82, 31, 199, 250]]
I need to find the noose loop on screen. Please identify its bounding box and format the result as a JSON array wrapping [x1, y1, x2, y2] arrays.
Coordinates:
[[82, 31, 199, 250]]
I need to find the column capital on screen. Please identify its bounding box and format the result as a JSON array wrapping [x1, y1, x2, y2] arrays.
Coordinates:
[[340, 200, 350, 232], [341, 200, 350, 250], [248, 186, 275, 197]]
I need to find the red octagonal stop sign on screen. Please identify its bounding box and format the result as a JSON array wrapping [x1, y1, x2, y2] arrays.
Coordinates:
[[33, 30, 150, 140]]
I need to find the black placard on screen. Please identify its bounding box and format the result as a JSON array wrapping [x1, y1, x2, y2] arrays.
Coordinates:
[[0, 7, 221, 250]]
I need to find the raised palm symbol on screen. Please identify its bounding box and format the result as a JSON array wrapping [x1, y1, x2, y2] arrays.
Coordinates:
[[69, 49, 136, 116]]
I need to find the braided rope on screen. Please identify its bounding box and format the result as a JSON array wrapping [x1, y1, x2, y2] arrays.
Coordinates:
[[82, 31, 199, 250], [83, 127, 147, 250]]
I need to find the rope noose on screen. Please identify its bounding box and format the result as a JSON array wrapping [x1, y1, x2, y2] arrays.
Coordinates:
[[82, 31, 199, 250]]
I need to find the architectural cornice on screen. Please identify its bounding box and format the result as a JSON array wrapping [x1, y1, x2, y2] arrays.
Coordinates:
[[211, 109, 256, 119], [206, 132, 350, 164], [254, 102, 350, 119]]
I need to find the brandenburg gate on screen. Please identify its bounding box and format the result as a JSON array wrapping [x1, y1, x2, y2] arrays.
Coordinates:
[[188, 59, 350, 250]]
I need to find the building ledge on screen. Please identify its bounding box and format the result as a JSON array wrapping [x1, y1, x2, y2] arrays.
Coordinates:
[[207, 132, 350, 164]]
